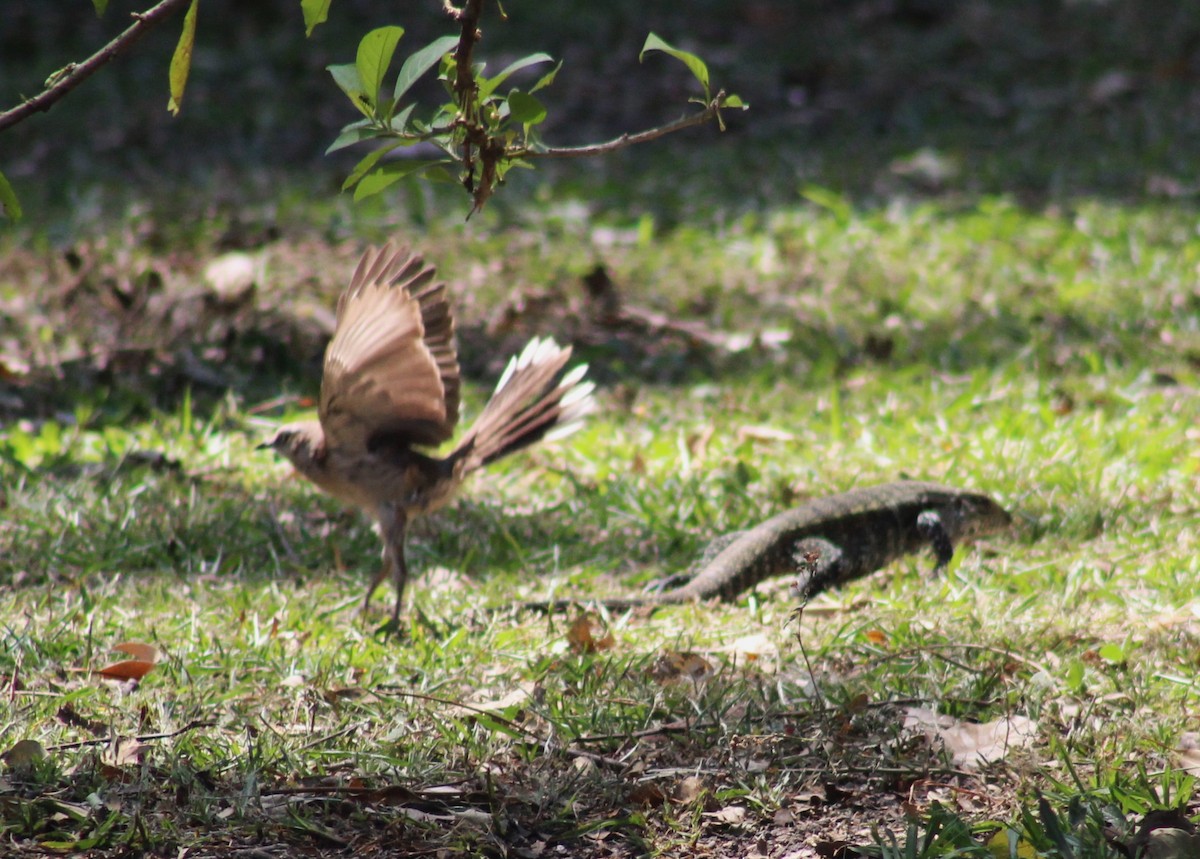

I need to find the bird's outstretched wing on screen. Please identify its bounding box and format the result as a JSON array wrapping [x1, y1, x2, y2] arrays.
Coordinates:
[[319, 244, 461, 453]]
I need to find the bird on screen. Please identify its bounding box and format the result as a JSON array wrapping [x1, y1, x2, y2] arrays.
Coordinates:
[[260, 242, 594, 627]]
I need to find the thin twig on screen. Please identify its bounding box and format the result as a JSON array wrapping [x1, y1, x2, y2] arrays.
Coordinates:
[[516, 99, 726, 160], [375, 687, 638, 769], [791, 600, 828, 709], [860, 642, 1053, 678], [44, 718, 215, 752], [0, 0, 194, 135]]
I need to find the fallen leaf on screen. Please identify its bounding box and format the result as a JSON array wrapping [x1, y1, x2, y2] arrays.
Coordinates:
[[629, 782, 666, 807], [1177, 733, 1200, 774], [649, 651, 713, 683], [705, 805, 747, 825], [904, 707, 1037, 768], [453, 683, 536, 716], [102, 736, 147, 768], [112, 642, 159, 664], [676, 775, 706, 804], [323, 687, 382, 705], [2, 739, 47, 768], [567, 614, 615, 654], [95, 659, 156, 682]]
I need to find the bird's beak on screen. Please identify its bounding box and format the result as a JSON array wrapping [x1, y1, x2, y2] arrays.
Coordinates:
[[256, 440, 273, 451]]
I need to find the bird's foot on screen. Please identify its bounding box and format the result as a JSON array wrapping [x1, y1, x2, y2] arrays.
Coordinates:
[[372, 617, 408, 639]]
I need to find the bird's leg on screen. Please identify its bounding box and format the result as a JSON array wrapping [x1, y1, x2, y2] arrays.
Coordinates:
[[378, 505, 411, 624], [361, 505, 410, 621], [361, 544, 391, 615]]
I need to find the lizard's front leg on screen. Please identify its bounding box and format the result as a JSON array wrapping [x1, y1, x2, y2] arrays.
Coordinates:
[[916, 510, 954, 570]]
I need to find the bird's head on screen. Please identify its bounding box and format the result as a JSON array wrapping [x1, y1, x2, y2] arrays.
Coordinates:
[[258, 421, 326, 472]]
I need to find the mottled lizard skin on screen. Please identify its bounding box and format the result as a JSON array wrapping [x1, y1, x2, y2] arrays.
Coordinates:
[[533, 481, 1011, 610]]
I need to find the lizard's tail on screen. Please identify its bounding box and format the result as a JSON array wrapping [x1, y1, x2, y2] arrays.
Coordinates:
[[452, 337, 594, 475]]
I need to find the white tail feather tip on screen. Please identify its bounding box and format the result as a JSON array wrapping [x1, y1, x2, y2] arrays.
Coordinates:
[[559, 380, 595, 408], [558, 362, 589, 389], [545, 420, 586, 442]]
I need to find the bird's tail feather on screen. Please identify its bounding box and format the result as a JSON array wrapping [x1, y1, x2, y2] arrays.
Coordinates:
[[454, 338, 594, 473]]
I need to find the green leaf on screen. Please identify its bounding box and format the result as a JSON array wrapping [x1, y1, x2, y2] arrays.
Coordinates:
[[166, 0, 199, 116], [1097, 643, 1126, 664], [328, 63, 371, 118], [325, 119, 384, 154], [301, 0, 332, 37], [353, 160, 450, 201], [341, 142, 405, 191], [801, 184, 852, 224], [722, 93, 747, 109], [640, 33, 709, 100], [393, 35, 458, 103], [477, 52, 554, 101], [507, 91, 546, 126], [0, 170, 23, 221], [92, 0, 109, 15], [530, 60, 563, 94], [388, 102, 418, 133], [356, 26, 404, 114]]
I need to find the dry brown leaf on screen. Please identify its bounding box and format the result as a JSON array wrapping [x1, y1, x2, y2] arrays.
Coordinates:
[[705, 805, 747, 826], [323, 687, 382, 705], [649, 651, 714, 683], [1176, 732, 1200, 774], [904, 707, 1037, 768], [629, 782, 666, 807], [567, 614, 615, 654], [2, 739, 47, 768], [453, 683, 536, 716], [676, 775, 706, 805], [112, 642, 159, 664], [95, 659, 156, 682], [102, 736, 147, 768]]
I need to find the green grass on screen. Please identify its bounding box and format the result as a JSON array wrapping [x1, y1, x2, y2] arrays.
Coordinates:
[[2, 186, 1198, 855]]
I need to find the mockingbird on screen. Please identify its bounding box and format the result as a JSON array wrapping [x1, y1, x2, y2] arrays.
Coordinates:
[[261, 243, 594, 625]]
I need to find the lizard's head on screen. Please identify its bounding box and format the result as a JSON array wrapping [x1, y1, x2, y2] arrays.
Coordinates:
[[949, 490, 1012, 538], [259, 421, 326, 474]]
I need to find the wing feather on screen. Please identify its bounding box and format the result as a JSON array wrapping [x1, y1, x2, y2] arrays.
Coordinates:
[[319, 244, 461, 453]]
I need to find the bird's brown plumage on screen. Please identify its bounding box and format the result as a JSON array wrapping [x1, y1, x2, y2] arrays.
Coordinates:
[[320, 244, 460, 452], [262, 243, 594, 627]]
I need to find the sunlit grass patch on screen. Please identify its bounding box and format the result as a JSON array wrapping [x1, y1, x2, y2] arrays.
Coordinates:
[[2, 190, 1199, 854]]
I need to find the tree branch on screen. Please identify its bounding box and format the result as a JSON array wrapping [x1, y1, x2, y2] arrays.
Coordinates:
[[0, 0, 193, 136], [443, 0, 487, 208], [515, 96, 729, 160]]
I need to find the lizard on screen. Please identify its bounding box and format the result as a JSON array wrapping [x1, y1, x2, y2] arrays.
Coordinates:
[[528, 481, 1011, 611]]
